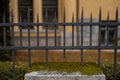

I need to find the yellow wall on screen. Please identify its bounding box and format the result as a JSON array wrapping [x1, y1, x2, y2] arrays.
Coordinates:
[[33, 0, 42, 30], [79, 0, 120, 20], [58, 0, 77, 32]]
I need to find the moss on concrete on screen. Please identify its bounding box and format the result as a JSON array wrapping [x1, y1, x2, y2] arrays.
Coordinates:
[[28, 62, 102, 75]]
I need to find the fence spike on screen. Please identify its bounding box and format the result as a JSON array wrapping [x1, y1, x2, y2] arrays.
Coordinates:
[[107, 11, 109, 22], [90, 12, 92, 23], [116, 7, 118, 21], [72, 13, 74, 23], [3, 12, 6, 23], [19, 12, 22, 23], [99, 7, 101, 22], [64, 7, 66, 22], [37, 13, 39, 23], [45, 8, 48, 22], [11, 9, 14, 23], [81, 7, 83, 22], [115, 7, 118, 46], [54, 11, 57, 22], [27, 9, 30, 23]]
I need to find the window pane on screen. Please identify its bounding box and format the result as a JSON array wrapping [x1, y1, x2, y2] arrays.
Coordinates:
[[43, 0, 58, 29], [101, 21, 116, 45], [43, 0, 57, 22], [18, 0, 33, 29]]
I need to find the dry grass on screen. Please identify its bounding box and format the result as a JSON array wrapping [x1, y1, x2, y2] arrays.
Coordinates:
[[15, 50, 120, 64]]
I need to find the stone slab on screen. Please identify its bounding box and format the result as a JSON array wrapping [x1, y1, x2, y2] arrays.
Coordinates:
[[24, 71, 105, 80]]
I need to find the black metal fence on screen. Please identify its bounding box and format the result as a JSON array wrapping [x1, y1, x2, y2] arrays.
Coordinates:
[[0, 8, 120, 80]]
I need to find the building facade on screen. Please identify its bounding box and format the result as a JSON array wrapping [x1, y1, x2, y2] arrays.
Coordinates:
[[9, 0, 120, 46]]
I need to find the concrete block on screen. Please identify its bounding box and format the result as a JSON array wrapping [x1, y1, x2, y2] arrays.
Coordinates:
[[24, 71, 106, 80]]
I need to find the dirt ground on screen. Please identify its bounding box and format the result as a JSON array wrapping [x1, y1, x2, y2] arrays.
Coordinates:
[[15, 50, 120, 64]]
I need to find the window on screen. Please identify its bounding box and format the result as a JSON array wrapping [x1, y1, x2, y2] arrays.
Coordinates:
[[43, 0, 58, 29], [18, 0, 33, 29], [101, 21, 115, 45]]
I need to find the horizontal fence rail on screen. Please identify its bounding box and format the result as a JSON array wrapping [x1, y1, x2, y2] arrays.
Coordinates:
[[0, 8, 120, 80]]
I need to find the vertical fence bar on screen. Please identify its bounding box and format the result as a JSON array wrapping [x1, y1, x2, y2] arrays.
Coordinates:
[[45, 9, 48, 65], [45, 23, 48, 65], [37, 14, 39, 47], [27, 9, 31, 68], [106, 12, 109, 46], [76, 0, 79, 46], [45, 24, 48, 65], [72, 13, 74, 47], [113, 7, 118, 80], [90, 13, 92, 46], [28, 49, 31, 68], [77, 18, 79, 46], [63, 8, 66, 58], [114, 49, 117, 80], [98, 8, 101, 67], [3, 13, 6, 46], [11, 10, 15, 80], [3, 13, 6, 47], [54, 12, 57, 47], [80, 8, 83, 65], [19, 13, 22, 47], [54, 23, 57, 47]]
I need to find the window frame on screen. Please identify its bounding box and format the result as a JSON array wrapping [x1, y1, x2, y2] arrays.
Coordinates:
[[100, 21, 116, 45]]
